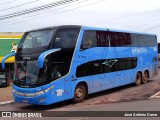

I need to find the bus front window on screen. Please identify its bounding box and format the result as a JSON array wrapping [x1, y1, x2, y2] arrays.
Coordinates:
[[15, 60, 49, 87], [19, 29, 53, 50]]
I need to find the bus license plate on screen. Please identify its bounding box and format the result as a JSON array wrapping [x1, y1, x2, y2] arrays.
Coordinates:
[[22, 100, 28, 103]]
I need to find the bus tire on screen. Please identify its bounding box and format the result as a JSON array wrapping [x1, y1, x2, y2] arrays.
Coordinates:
[[142, 71, 149, 84], [73, 83, 86, 103], [135, 72, 142, 86]]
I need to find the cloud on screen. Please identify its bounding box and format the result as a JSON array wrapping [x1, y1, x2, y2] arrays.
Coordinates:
[[0, 0, 160, 41]]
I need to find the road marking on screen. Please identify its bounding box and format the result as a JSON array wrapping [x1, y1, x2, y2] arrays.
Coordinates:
[[148, 91, 160, 99], [0, 100, 14, 105]]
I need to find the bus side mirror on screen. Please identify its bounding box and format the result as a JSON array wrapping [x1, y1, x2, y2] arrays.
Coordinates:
[[38, 48, 61, 68], [1, 53, 16, 70]]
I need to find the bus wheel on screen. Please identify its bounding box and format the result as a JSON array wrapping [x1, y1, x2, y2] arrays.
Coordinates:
[[135, 72, 142, 86], [142, 71, 149, 84], [73, 83, 86, 103]]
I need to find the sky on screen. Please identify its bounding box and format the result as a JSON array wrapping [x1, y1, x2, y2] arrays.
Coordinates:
[[0, 0, 160, 41]]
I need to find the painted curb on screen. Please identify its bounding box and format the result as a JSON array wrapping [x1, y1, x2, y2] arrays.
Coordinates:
[[148, 91, 160, 99], [0, 100, 14, 106]]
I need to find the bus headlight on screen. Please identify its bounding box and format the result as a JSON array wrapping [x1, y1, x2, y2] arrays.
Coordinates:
[[36, 91, 45, 96], [36, 85, 54, 96], [13, 85, 54, 97]]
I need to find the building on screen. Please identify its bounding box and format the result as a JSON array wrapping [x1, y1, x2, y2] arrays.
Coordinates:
[[0, 32, 24, 80]]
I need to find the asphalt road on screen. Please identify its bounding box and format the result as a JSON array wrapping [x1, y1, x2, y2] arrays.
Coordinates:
[[1, 68, 160, 120], [1, 74, 160, 111], [0, 99, 160, 120]]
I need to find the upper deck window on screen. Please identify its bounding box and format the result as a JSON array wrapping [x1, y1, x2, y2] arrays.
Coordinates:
[[81, 30, 157, 50], [53, 29, 80, 48], [109, 32, 131, 47], [130, 34, 157, 47], [22, 30, 53, 49], [81, 30, 110, 50]]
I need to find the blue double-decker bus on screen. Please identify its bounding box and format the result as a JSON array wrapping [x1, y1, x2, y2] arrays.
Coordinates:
[[1, 25, 158, 105]]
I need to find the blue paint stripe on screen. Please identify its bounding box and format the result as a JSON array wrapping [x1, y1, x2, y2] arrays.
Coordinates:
[[38, 48, 61, 68]]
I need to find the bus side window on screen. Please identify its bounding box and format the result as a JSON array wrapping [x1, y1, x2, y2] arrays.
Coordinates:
[[50, 64, 62, 81], [81, 30, 114, 51], [109, 32, 131, 47], [81, 31, 96, 50], [96, 31, 110, 47]]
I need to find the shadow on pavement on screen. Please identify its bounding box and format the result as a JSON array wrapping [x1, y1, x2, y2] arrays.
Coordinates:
[[18, 80, 157, 111]]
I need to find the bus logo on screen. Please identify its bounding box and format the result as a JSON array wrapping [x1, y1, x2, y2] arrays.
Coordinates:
[[102, 59, 118, 67], [23, 57, 30, 60], [132, 48, 147, 54], [10, 42, 18, 52]]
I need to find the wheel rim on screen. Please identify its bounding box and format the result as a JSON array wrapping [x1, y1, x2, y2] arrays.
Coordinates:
[[75, 88, 83, 98]]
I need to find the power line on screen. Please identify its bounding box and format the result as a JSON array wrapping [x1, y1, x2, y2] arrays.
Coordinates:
[[142, 23, 160, 32], [106, 7, 160, 33], [0, 0, 41, 12], [0, 0, 19, 6], [0, 0, 87, 25], [0, 0, 79, 20], [0, 0, 106, 27], [130, 9, 160, 31]]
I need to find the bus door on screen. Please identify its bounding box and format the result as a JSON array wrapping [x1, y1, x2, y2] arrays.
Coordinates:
[[74, 47, 95, 92], [77, 48, 105, 93], [49, 62, 65, 102], [64, 75, 72, 100], [75, 30, 105, 93]]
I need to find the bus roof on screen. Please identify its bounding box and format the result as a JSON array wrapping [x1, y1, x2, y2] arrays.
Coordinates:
[[82, 26, 156, 36], [27, 25, 82, 32], [26, 25, 156, 36]]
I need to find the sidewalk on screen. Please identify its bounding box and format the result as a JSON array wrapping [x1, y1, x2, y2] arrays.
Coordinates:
[[0, 81, 13, 102]]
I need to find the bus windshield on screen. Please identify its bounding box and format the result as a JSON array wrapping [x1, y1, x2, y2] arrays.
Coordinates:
[[21, 29, 53, 49], [14, 60, 49, 87]]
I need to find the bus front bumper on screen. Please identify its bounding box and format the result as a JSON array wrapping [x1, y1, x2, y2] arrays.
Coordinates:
[[13, 94, 51, 105], [12, 85, 54, 105], [13, 92, 51, 105]]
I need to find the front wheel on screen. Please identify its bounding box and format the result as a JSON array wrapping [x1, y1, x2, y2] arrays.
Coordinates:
[[135, 72, 142, 86], [73, 84, 86, 103]]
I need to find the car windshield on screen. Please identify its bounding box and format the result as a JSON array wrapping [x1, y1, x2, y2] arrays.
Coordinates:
[[21, 29, 53, 49]]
